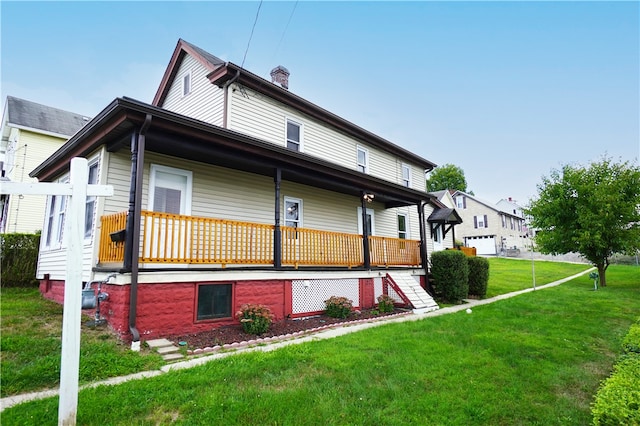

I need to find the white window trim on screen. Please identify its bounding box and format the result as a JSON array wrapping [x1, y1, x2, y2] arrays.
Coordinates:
[[285, 118, 304, 152], [148, 164, 193, 215], [401, 163, 411, 188], [284, 196, 303, 228], [84, 158, 100, 241], [182, 69, 192, 97], [357, 207, 375, 236], [397, 212, 409, 239], [43, 175, 70, 250], [456, 196, 465, 209], [356, 145, 369, 174]]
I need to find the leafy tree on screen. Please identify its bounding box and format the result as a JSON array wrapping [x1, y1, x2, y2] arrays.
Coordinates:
[[427, 163, 470, 193], [527, 157, 640, 287]]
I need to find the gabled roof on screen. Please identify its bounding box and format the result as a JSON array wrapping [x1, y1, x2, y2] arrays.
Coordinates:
[[427, 207, 463, 224], [452, 190, 522, 219], [2, 96, 90, 138], [152, 39, 437, 172]]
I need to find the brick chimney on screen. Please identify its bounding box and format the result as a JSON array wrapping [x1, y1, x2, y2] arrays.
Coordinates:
[[270, 65, 289, 90]]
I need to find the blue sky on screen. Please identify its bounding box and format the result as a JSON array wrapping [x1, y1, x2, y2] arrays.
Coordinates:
[[2, 1, 638, 206]]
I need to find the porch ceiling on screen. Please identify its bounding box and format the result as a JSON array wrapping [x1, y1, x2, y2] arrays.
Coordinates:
[[31, 97, 434, 207]]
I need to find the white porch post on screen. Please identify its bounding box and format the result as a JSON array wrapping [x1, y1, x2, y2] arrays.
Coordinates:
[[0, 157, 113, 425]]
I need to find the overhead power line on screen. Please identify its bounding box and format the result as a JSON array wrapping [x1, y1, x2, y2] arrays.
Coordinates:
[[241, 0, 263, 69]]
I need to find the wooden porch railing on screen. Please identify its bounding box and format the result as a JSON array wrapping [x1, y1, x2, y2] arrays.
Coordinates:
[[281, 226, 363, 267], [98, 211, 422, 268], [369, 236, 421, 267], [98, 211, 127, 263]]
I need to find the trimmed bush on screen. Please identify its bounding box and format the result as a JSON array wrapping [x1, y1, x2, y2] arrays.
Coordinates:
[[325, 296, 353, 319], [0, 233, 40, 288], [467, 256, 490, 298], [591, 319, 640, 425], [236, 304, 273, 335], [431, 250, 469, 303], [377, 294, 395, 313]]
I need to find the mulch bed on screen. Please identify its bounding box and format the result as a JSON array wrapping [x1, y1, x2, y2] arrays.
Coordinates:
[[168, 308, 409, 352]]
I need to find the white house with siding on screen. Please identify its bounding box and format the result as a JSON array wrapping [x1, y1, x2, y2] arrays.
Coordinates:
[[31, 39, 459, 344]]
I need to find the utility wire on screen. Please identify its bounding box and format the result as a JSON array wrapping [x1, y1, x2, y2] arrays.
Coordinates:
[[241, 0, 263, 69], [273, 0, 299, 59]]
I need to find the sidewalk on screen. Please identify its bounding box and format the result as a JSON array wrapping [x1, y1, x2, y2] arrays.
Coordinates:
[[1, 267, 595, 411]]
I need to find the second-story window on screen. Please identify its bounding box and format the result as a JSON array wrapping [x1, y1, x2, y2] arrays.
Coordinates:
[[401, 163, 411, 188], [357, 146, 369, 173], [182, 70, 192, 97], [397, 213, 408, 239], [286, 119, 302, 151], [474, 215, 488, 229]]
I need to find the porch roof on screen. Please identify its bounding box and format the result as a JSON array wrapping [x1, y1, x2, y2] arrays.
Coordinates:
[[427, 207, 463, 224], [31, 97, 435, 208]]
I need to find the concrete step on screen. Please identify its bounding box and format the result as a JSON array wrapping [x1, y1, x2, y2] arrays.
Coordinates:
[[146, 338, 185, 362]]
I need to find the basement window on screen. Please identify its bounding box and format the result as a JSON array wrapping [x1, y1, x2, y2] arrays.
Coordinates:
[[196, 284, 232, 320]]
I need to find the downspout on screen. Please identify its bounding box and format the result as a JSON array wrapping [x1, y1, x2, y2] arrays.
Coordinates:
[[128, 113, 152, 350], [222, 69, 241, 129]]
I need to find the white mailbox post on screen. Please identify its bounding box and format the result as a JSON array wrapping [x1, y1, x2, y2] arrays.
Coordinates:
[[0, 157, 113, 425]]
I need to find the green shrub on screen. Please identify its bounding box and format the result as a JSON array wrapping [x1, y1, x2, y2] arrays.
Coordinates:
[[591, 319, 640, 425], [324, 296, 353, 319], [377, 294, 395, 313], [591, 356, 640, 425], [236, 304, 273, 335], [467, 256, 490, 298], [622, 321, 640, 354], [0, 233, 40, 288], [431, 250, 469, 303]]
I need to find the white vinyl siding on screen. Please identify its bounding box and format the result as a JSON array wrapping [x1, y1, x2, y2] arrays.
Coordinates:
[[160, 54, 224, 126], [228, 86, 426, 190]]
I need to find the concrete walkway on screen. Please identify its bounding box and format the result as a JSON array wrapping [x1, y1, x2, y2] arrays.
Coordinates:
[[0, 267, 594, 412]]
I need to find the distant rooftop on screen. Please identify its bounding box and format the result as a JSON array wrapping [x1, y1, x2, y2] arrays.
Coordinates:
[[4, 96, 91, 137]]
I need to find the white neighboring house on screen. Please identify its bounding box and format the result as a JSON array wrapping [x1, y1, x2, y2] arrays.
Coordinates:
[[450, 190, 527, 255], [0, 96, 90, 233]]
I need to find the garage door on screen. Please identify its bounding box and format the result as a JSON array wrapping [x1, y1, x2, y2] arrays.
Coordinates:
[[466, 236, 496, 255]]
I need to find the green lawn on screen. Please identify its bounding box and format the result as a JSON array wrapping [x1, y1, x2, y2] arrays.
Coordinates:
[[3, 263, 638, 425], [0, 288, 163, 397], [485, 257, 592, 298]]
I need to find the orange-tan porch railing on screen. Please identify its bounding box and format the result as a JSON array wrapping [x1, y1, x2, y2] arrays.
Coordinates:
[[98, 211, 421, 268]]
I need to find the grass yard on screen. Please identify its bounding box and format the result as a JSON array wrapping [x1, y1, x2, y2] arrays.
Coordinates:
[[2, 263, 638, 425], [485, 257, 592, 298], [0, 288, 163, 397]]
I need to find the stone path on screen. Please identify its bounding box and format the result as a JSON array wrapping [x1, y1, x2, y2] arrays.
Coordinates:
[[0, 267, 594, 412]]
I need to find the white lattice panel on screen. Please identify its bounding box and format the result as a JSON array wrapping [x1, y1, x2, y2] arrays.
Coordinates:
[[374, 277, 383, 298], [292, 279, 360, 314]]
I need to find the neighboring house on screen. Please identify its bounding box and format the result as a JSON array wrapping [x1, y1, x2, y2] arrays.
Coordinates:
[[496, 197, 525, 219], [451, 190, 527, 255], [31, 39, 459, 344], [0, 96, 90, 233]]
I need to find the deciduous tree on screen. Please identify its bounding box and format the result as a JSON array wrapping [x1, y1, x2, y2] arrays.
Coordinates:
[[427, 164, 470, 193], [527, 157, 640, 287]]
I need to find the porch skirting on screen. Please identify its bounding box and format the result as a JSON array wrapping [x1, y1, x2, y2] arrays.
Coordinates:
[[38, 269, 426, 342]]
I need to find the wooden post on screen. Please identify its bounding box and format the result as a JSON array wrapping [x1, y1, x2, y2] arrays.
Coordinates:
[[0, 157, 113, 426]]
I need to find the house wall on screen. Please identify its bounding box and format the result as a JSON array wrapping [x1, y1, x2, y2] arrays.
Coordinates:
[[38, 268, 424, 341], [227, 85, 427, 191], [159, 54, 225, 126], [3, 129, 66, 233], [35, 148, 106, 281]]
